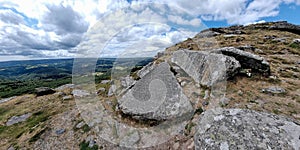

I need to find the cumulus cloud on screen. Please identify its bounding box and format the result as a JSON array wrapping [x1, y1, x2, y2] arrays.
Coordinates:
[[0, 9, 25, 25], [42, 4, 89, 35], [0, 0, 299, 61]]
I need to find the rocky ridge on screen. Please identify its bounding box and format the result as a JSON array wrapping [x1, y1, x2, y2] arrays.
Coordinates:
[[0, 21, 299, 149]]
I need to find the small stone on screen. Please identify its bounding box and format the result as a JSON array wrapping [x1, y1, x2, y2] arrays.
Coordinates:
[[107, 85, 116, 97], [272, 37, 287, 43], [293, 39, 300, 44], [223, 34, 237, 38], [100, 80, 111, 84], [96, 88, 105, 94], [180, 81, 187, 86], [202, 101, 209, 106], [204, 90, 210, 99], [35, 87, 55, 96], [238, 90, 243, 96], [269, 76, 277, 79], [62, 95, 72, 100], [261, 86, 286, 94], [88, 140, 96, 148], [220, 97, 230, 106], [6, 113, 32, 126], [255, 49, 264, 53], [72, 89, 90, 97], [76, 121, 85, 129], [55, 129, 65, 135], [0, 96, 16, 104]]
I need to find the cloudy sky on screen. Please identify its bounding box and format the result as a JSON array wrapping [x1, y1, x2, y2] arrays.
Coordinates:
[[0, 0, 300, 61]]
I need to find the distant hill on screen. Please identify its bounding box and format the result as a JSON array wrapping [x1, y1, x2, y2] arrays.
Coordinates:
[[0, 57, 153, 98]]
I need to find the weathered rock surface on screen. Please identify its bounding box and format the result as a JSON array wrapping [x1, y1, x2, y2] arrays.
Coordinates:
[[100, 80, 111, 84], [55, 129, 65, 135], [0, 96, 16, 104], [120, 131, 140, 148], [75, 121, 85, 129], [62, 95, 73, 100], [108, 85, 116, 97], [195, 108, 300, 150], [262, 86, 286, 94], [120, 76, 136, 88], [118, 62, 193, 121], [6, 113, 32, 126], [35, 87, 55, 96], [171, 50, 241, 86], [293, 39, 300, 44], [96, 87, 106, 94], [136, 62, 157, 78], [54, 84, 75, 91], [211, 47, 270, 75], [72, 89, 90, 97], [254, 21, 300, 35], [195, 30, 220, 38]]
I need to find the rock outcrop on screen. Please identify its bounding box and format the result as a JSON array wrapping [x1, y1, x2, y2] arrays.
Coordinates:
[[6, 113, 32, 126], [171, 49, 241, 86], [195, 30, 220, 38], [54, 84, 75, 91], [35, 87, 55, 96], [254, 21, 300, 35], [72, 89, 90, 98], [293, 39, 300, 45], [262, 86, 286, 94], [118, 62, 193, 121], [0, 96, 16, 104], [211, 47, 270, 75], [195, 108, 300, 150]]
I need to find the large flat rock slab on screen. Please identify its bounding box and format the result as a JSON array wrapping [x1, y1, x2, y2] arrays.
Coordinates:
[[6, 113, 32, 126], [211, 47, 270, 75], [118, 62, 193, 121], [171, 50, 241, 87], [195, 108, 300, 150], [35, 87, 55, 96]]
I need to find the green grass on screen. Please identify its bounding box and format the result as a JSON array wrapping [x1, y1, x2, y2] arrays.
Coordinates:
[[272, 109, 280, 115], [289, 43, 300, 49], [0, 109, 52, 147], [82, 124, 91, 133], [185, 122, 196, 135], [0, 77, 71, 98], [79, 140, 99, 150], [29, 127, 48, 143]]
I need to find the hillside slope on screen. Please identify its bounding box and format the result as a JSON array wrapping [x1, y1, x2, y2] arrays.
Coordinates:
[[0, 21, 299, 149]]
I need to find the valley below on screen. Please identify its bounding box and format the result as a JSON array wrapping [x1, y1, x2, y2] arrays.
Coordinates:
[[0, 21, 300, 150]]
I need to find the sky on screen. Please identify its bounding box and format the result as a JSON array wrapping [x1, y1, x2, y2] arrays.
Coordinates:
[[0, 0, 299, 62]]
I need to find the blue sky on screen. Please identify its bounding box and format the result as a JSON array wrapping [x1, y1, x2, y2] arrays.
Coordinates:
[[0, 0, 299, 61]]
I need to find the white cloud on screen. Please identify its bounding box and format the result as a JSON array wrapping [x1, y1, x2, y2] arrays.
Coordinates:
[[0, 0, 300, 60], [168, 15, 202, 26]]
